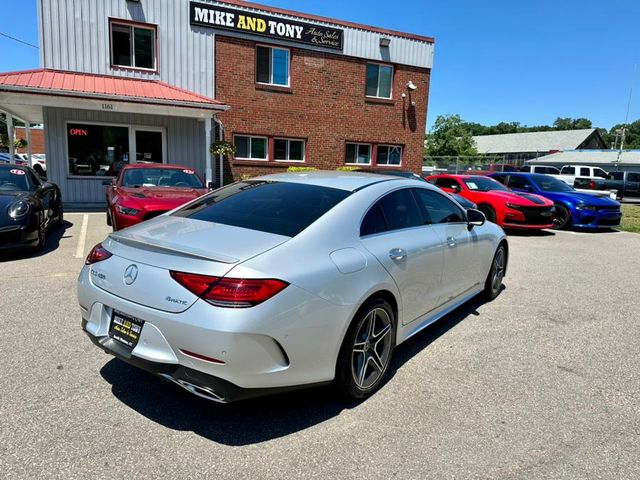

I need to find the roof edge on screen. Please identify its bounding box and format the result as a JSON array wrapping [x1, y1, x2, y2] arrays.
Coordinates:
[[216, 0, 435, 44]]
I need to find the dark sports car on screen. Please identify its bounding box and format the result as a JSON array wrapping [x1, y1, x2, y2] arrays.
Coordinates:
[[0, 164, 63, 251]]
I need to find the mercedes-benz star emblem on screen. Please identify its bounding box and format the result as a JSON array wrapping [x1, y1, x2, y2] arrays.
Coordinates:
[[123, 265, 139, 285]]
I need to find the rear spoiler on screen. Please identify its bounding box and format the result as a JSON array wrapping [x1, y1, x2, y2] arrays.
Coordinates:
[[108, 233, 239, 264]]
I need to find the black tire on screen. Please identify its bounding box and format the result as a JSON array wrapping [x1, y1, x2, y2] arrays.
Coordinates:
[[336, 298, 396, 400], [478, 204, 497, 223], [35, 217, 46, 251], [552, 204, 571, 230], [55, 202, 64, 228], [484, 244, 507, 300]]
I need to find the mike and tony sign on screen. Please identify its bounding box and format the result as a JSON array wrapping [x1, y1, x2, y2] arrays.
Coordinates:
[[190, 2, 343, 51]]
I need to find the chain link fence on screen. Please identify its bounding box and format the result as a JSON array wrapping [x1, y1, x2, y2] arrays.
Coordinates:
[[422, 156, 529, 174]]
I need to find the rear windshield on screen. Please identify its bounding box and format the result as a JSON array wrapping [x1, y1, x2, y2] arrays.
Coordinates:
[[172, 181, 351, 237], [121, 168, 204, 188]]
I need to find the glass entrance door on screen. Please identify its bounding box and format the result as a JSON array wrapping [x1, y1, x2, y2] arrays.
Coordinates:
[[134, 130, 164, 164]]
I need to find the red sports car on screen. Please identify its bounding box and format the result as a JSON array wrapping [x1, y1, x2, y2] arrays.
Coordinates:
[[426, 174, 555, 229], [106, 164, 209, 231]]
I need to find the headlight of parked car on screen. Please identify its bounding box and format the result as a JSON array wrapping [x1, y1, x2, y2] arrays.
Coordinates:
[[116, 205, 141, 216], [576, 204, 598, 211], [8, 200, 30, 219], [505, 203, 522, 210]]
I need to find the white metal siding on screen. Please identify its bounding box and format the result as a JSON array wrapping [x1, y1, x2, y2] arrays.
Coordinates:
[[43, 107, 207, 205], [39, 0, 433, 97], [39, 0, 217, 98], [205, 1, 433, 68]]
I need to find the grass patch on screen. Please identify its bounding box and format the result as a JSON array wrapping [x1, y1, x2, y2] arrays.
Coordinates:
[[620, 204, 640, 233]]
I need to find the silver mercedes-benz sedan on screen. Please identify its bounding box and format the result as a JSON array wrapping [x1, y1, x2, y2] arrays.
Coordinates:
[[79, 171, 508, 403]]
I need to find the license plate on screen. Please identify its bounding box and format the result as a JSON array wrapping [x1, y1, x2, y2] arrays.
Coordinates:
[[109, 310, 144, 348]]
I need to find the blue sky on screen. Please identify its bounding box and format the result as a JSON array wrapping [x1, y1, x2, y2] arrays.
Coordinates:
[[0, 0, 638, 132]]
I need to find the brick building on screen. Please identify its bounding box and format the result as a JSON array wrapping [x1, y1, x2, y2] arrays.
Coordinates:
[[0, 0, 434, 207], [14, 127, 45, 154]]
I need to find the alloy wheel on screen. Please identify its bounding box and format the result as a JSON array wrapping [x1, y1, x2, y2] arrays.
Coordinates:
[[351, 308, 393, 390], [490, 247, 506, 296]]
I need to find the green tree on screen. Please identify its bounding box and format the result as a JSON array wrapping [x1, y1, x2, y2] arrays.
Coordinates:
[[553, 117, 592, 130], [609, 120, 640, 149], [426, 115, 478, 157]]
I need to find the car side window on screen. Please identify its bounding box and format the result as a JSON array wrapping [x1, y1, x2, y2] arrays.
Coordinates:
[[594, 168, 608, 179], [580, 167, 590, 176], [492, 174, 508, 185], [434, 177, 461, 190], [27, 170, 41, 190], [413, 189, 465, 225], [628, 173, 640, 182], [360, 203, 388, 236], [377, 189, 424, 232], [507, 176, 532, 190], [610, 172, 624, 181], [561, 166, 575, 175]]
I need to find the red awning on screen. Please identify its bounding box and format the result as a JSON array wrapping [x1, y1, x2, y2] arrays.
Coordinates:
[[0, 69, 227, 111]]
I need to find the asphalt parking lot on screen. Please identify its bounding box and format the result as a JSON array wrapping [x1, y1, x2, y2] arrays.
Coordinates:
[[1, 214, 639, 480]]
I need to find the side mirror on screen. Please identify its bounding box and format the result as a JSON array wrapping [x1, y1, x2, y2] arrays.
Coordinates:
[[102, 179, 115, 187], [208, 181, 216, 190], [452, 184, 462, 192], [467, 209, 486, 230]]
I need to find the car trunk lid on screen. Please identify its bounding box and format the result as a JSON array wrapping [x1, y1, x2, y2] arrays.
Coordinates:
[[89, 216, 291, 313]]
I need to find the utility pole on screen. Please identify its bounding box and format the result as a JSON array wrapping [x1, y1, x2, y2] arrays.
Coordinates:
[[618, 64, 636, 163]]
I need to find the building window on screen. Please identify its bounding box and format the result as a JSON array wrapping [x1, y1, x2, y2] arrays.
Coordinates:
[[67, 123, 130, 177], [274, 138, 305, 162], [377, 145, 402, 166], [234, 135, 268, 160], [256, 46, 290, 87], [345, 143, 372, 165], [111, 21, 156, 70], [366, 63, 393, 99]]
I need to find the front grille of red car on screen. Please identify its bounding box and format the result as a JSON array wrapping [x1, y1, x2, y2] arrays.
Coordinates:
[[143, 211, 169, 221], [510, 206, 555, 225]]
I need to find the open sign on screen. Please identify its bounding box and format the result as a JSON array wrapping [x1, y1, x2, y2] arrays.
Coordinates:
[[69, 128, 89, 136]]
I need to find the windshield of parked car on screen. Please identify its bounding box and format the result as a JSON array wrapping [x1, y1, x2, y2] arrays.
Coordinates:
[[0, 166, 31, 192], [463, 176, 510, 192], [173, 181, 351, 237], [529, 174, 575, 192], [121, 168, 204, 188]]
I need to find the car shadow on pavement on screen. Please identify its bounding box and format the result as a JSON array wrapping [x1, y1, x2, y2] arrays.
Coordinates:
[[0, 220, 73, 261], [100, 290, 498, 446], [504, 229, 555, 237]]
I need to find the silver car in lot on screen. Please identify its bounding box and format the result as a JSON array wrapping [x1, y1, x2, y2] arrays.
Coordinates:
[[79, 172, 508, 402]]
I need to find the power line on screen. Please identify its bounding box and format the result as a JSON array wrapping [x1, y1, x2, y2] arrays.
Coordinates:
[[0, 31, 38, 49]]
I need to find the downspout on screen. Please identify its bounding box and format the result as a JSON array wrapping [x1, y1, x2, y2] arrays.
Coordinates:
[[7, 113, 15, 164], [214, 116, 225, 187]]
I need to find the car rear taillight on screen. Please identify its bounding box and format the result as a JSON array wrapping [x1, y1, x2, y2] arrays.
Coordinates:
[[169, 271, 289, 308], [85, 243, 112, 265]]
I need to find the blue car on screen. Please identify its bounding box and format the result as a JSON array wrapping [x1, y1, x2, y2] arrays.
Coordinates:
[[489, 172, 622, 229]]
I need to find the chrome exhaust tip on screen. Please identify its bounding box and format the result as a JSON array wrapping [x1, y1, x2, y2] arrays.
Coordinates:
[[159, 374, 226, 404]]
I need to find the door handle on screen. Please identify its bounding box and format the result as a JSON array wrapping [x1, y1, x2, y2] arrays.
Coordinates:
[[388, 248, 407, 261], [447, 237, 457, 248]]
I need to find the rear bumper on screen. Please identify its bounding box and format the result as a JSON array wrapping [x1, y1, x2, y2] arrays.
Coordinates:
[[77, 266, 351, 399], [83, 321, 329, 403]]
